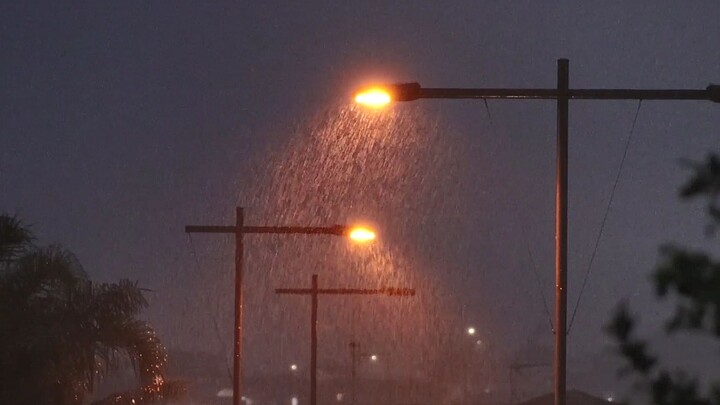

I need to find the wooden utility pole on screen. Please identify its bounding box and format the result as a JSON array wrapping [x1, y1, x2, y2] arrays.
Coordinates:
[[276, 274, 415, 405], [185, 208, 359, 405], [186, 207, 246, 405]]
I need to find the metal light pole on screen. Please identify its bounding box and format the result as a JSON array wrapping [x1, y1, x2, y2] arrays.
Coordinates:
[[234, 207, 245, 405], [463, 328, 480, 404], [185, 208, 375, 405], [276, 274, 415, 405], [555, 59, 569, 405], [354, 61, 720, 405]]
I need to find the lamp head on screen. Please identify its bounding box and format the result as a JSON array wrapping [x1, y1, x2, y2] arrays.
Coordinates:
[[354, 82, 422, 107]]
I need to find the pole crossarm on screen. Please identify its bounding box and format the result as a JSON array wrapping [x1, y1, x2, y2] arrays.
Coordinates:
[[185, 225, 347, 235], [397, 84, 720, 102], [276, 287, 415, 296]]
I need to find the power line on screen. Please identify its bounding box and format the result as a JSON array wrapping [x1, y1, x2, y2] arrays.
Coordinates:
[[484, 98, 554, 332], [526, 246, 554, 333], [483, 99, 493, 126], [568, 100, 643, 333]]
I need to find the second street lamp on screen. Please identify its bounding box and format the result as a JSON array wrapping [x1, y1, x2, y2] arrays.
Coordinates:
[[185, 207, 376, 405], [354, 59, 719, 405]]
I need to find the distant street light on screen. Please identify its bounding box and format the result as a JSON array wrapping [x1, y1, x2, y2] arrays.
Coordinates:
[[185, 207, 377, 405], [463, 327, 481, 401], [290, 364, 298, 371], [348, 342, 394, 405], [353, 59, 720, 405]]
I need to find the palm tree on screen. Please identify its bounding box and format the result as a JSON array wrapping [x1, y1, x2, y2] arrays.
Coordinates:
[[0, 215, 182, 404], [0, 214, 34, 264]]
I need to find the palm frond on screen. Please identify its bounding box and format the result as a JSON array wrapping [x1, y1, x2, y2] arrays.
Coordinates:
[[0, 214, 34, 264], [0, 239, 174, 404]]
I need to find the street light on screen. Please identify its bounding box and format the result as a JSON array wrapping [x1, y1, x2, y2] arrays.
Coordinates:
[[356, 81, 720, 104], [354, 83, 423, 106], [354, 88, 392, 108], [185, 208, 377, 405], [353, 60, 720, 405], [348, 226, 376, 242], [462, 327, 481, 402]]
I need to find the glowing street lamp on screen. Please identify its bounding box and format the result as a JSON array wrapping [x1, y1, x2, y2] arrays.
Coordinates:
[[290, 364, 298, 371], [354, 83, 422, 108], [467, 327, 476, 336], [348, 226, 376, 243], [369, 354, 378, 362], [354, 88, 392, 108]]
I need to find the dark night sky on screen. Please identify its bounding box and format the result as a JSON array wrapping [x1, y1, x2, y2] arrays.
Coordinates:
[[2, 1, 719, 400]]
